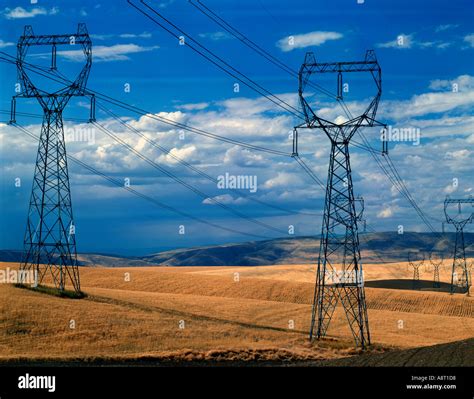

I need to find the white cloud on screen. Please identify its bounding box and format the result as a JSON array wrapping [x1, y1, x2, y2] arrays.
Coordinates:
[[157, 145, 197, 165], [429, 75, 474, 91], [0, 39, 14, 48], [119, 32, 152, 39], [376, 33, 450, 50], [223, 146, 266, 167], [58, 44, 159, 62], [90, 34, 114, 41], [177, 102, 209, 111], [130, 111, 187, 131], [3, 74, 473, 233], [436, 42, 451, 49], [276, 31, 343, 52], [435, 24, 459, 32], [91, 32, 152, 41], [377, 207, 394, 218], [377, 33, 414, 49], [264, 173, 301, 189], [444, 183, 458, 194], [3, 7, 57, 19], [378, 75, 474, 120], [383, 91, 474, 119], [464, 34, 474, 48], [198, 31, 231, 41], [203, 194, 247, 205], [444, 149, 471, 160]]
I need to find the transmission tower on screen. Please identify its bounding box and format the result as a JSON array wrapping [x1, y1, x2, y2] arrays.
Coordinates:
[[294, 50, 385, 348], [429, 251, 444, 289], [444, 196, 474, 294], [408, 252, 424, 290], [355, 196, 367, 233], [468, 261, 473, 296], [11, 25, 93, 293]]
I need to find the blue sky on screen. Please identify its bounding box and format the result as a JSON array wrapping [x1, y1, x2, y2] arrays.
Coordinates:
[[0, 0, 473, 255]]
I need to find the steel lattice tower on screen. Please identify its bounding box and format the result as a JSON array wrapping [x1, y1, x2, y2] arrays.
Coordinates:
[[429, 251, 443, 289], [408, 252, 424, 290], [11, 25, 92, 292], [294, 50, 385, 348], [355, 196, 367, 234], [444, 197, 474, 294]]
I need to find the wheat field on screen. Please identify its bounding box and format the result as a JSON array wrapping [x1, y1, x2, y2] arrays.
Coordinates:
[[0, 261, 473, 363]]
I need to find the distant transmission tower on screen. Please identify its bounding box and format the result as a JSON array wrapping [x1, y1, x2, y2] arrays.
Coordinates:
[[11, 25, 93, 292], [408, 252, 424, 290], [444, 196, 474, 294], [468, 261, 473, 296], [294, 50, 385, 348], [355, 196, 367, 233], [429, 251, 444, 289]]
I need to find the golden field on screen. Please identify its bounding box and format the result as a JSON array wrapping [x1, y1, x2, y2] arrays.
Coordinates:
[[0, 260, 473, 364]]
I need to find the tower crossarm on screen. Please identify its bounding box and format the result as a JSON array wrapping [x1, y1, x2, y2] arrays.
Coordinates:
[[16, 24, 92, 107], [444, 197, 474, 226]]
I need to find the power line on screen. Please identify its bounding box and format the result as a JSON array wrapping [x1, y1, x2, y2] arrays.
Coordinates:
[[10, 122, 393, 266], [11, 122, 274, 240], [183, 2, 441, 235], [293, 155, 326, 190], [0, 51, 290, 157], [0, 39, 441, 236], [91, 120, 288, 235], [189, 0, 340, 102], [97, 102, 323, 217], [0, 110, 88, 123], [127, 0, 305, 119]]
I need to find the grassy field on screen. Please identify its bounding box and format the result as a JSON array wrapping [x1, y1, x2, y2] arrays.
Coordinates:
[[0, 261, 472, 365]]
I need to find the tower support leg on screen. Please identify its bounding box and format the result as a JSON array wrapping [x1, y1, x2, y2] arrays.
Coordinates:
[[310, 141, 370, 348], [20, 108, 80, 292]]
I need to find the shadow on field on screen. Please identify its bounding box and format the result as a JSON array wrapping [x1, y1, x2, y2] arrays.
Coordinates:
[[365, 279, 454, 293]]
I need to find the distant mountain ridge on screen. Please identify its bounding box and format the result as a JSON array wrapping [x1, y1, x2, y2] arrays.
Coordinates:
[[1, 232, 472, 267]]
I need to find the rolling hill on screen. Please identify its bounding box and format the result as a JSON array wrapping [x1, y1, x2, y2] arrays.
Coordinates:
[[0, 232, 472, 267]]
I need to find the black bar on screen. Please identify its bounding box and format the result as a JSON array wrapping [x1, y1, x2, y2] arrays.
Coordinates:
[[0, 366, 472, 398]]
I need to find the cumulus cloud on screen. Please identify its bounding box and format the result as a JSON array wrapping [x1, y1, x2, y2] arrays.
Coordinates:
[[464, 34, 474, 48], [379, 74, 474, 120], [177, 102, 209, 111], [198, 31, 231, 41], [157, 145, 197, 165], [129, 111, 187, 131], [58, 44, 159, 62], [376, 33, 450, 50], [444, 149, 471, 160], [377, 207, 394, 218], [276, 31, 343, 52], [376, 33, 415, 49], [202, 194, 247, 205], [0, 39, 14, 48], [3, 6, 58, 19], [3, 71, 473, 234], [223, 146, 266, 167], [119, 32, 152, 39], [264, 173, 301, 189], [429, 75, 474, 91], [435, 24, 459, 32]]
